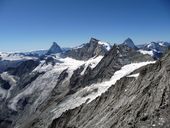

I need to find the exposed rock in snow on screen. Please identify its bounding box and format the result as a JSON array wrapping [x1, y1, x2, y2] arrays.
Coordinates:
[[7, 55, 103, 112], [64, 38, 109, 60], [51, 61, 155, 120], [139, 41, 170, 59], [98, 41, 112, 51], [80, 56, 103, 75]]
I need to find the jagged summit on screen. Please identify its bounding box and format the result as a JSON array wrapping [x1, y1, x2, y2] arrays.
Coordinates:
[[65, 38, 111, 60], [89, 37, 100, 43], [122, 38, 138, 49], [47, 42, 62, 55]]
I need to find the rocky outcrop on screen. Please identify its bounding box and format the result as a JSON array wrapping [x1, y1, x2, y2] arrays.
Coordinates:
[[48, 50, 170, 128], [64, 38, 109, 60], [69, 44, 153, 91]]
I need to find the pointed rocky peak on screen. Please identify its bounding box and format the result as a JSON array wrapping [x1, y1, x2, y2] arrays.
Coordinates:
[[89, 37, 112, 51], [65, 38, 109, 60], [89, 37, 100, 44], [47, 42, 62, 55], [122, 38, 138, 50]]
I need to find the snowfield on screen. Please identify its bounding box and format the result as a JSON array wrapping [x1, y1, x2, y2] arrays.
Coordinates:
[[138, 49, 154, 56], [7, 55, 103, 111], [51, 61, 155, 119]]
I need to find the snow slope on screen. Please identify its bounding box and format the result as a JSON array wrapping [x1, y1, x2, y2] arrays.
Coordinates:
[[8, 55, 103, 111], [138, 49, 154, 56], [51, 61, 155, 119]]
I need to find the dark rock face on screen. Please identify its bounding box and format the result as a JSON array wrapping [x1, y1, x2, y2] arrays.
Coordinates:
[[69, 44, 153, 90], [47, 42, 62, 55], [0, 118, 13, 128], [45, 56, 62, 66], [64, 38, 108, 60], [0, 59, 42, 128], [48, 51, 170, 128], [7, 59, 40, 77], [0, 77, 11, 90], [0, 60, 23, 73]]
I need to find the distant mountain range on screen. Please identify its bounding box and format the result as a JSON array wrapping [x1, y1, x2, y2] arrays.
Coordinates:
[[0, 37, 170, 128], [18, 37, 170, 59], [1, 37, 167, 62], [0, 37, 170, 73]]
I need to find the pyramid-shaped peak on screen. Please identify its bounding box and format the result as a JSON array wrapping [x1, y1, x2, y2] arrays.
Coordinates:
[[124, 38, 133, 43], [52, 42, 58, 45], [123, 38, 137, 49], [47, 42, 62, 55]]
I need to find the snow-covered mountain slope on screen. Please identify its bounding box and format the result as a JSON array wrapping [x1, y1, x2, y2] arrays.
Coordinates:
[[48, 50, 170, 128], [1, 55, 103, 109], [144, 41, 170, 51], [138, 41, 170, 59], [19, 61, 155, 128], [51, 61, 155, 120], [73, 44, 154, 88], [14, 44, 155, 128], [0, 53, 104, 128], [0, 52, 37, 73], [1, 37, 170, 128]]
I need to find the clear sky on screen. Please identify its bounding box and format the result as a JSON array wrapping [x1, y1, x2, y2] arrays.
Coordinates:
[[0, 0, 170, 52]]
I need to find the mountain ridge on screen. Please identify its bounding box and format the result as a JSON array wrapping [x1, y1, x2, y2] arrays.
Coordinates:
[[0, 37, 170, 128]]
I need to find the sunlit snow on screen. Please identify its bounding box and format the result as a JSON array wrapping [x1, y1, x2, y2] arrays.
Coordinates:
[[8, 56, 103, 111], [127, 73, 139, 78], [51, 61, 155, 119], [98, 41, 111, 51], [138, 49, 154, 56]]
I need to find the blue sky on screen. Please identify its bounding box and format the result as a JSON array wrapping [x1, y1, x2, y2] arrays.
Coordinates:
[[0, 0, 170, 52]]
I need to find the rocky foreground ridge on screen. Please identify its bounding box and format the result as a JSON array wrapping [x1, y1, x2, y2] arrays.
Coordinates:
[[48, 49, 170, 128]]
